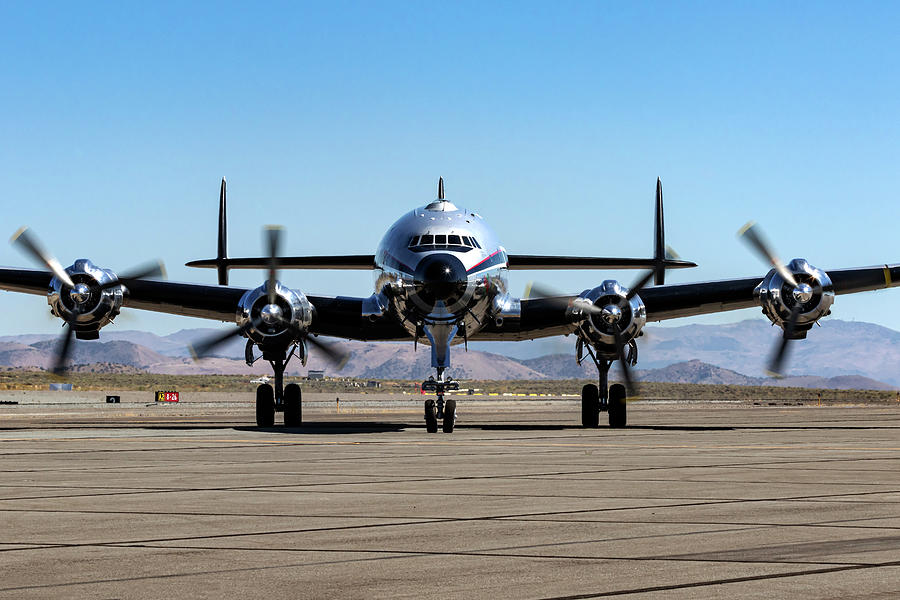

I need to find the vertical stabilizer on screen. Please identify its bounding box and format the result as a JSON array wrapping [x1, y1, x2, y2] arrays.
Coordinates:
[[653, 177, 665, 285], [217, 177, 229, 285]]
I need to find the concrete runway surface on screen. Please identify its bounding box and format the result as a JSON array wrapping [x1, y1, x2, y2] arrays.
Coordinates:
[[1, 392, 899, 599]]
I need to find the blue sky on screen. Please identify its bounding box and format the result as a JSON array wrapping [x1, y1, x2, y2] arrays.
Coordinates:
[[0, 2, 898, 343]]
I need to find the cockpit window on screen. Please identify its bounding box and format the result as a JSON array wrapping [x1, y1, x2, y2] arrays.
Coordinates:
[[471, 237, 482, 249], [407, 233, 476, 252]]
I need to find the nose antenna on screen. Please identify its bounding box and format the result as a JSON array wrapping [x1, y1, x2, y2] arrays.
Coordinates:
[[438, 177, 444, 200]]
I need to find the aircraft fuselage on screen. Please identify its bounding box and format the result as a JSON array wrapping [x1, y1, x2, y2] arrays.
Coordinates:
[[374, 198, 508, 361]]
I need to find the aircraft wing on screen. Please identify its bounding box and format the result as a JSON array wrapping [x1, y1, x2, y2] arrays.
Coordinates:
[[1, 263, 897, 342], [186, 255, 377, 270], [473, 264, 900, 340], [505, 255, 696, 270], [0, 268, 409, 341]]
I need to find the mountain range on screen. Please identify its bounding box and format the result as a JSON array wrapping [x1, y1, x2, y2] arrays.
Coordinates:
[[0, 319, 896, 389]]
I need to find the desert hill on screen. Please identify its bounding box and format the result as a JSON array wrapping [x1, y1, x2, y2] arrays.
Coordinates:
[[0, 318, 897, 390]]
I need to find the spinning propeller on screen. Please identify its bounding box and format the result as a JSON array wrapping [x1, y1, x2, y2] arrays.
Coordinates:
[[738, 222, 811, 377], [526, 269, 656, 394], [189, 226, 348, 368], [10, 227, 166, 376]]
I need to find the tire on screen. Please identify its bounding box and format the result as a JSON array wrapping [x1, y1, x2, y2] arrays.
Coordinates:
[[425, 399, 438, 433], [442, 398, 456, 433], [283, 383, 302, 427], [608, 383, 627, 428], [581, 384, 600, 428], [256, 384, 275, 428]]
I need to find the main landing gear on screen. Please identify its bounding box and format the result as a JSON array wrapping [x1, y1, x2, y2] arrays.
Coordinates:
[[421, 369, 459, 433], [580, 356, 628, 429], [254, 346, 304, 428]]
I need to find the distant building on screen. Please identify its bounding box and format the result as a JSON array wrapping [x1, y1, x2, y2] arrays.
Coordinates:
[[307, 370, 326, 380], [365, 380, 381, 388]]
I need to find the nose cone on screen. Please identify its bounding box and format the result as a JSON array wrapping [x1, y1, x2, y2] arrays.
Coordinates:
[[414, 253, 468, 305]]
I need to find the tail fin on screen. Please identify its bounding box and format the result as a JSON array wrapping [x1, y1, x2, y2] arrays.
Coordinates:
[[653, 177, 665, 285], [217, 177, 229, 285]]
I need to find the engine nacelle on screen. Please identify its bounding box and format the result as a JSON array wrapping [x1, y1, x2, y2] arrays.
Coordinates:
[[48, 259, 124, 340], [572, 280, 647, 354], [236, 281, 313, 348], [755, 258, 834, 339]]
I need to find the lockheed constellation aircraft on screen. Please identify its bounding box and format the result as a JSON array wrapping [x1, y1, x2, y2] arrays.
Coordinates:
[[1, 178, 897, 432]]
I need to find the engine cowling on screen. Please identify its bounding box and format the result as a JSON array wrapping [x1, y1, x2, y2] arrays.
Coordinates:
[[755, 258, 834, 339], [48, 259, 124, 340], [236, 281, 313, 348], [572, 279, 647, 355]]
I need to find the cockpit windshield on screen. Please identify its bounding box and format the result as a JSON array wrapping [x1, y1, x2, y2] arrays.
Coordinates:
[[408, 233, 478, 252]]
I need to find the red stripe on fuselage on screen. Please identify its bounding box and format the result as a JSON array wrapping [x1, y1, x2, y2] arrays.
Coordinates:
[[467, 249, 502, 273]]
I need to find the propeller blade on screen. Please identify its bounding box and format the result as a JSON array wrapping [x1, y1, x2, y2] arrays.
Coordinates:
[[528, 282, 601, 314], [265, 226, 282, 305], [738, 222, 798, 288], [625, 270, 656, 301], [98, 260, 167, 291], [524, 281, 589, 312], [51, 323, 76, 376], [189, 323, 251, 360], [524, 281, 561, 301], [305, 334, 350, 370], [11, 227, 75, 288], [527, 275, 655, 316], [766, 303, 802, 378], [120, 260, 167, 282]]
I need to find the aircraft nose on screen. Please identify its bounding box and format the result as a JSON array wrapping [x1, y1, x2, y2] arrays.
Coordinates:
[[415, 253, 468, 304]]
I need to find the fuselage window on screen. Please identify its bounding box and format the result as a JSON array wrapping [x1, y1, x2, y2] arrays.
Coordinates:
[[435, 234, 447, 245], [448, 234, 461, 245], [420, 234, 434, 245]]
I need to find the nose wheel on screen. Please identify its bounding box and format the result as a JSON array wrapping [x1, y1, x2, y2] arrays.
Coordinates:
[[423, 396, 457, 433]]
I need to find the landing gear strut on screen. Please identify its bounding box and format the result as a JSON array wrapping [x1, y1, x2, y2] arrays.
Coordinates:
[[421, 367, 459, 433]]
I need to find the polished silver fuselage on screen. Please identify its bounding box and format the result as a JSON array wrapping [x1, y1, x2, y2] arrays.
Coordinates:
[[374, 199, 508, 345]]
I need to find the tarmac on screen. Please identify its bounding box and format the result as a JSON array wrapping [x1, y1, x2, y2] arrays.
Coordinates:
[[1, 391, 899, 599]]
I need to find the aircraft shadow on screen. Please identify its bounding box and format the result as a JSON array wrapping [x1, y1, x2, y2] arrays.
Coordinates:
[[234, 421, 411, 435], [464, 424, 735, 432]]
